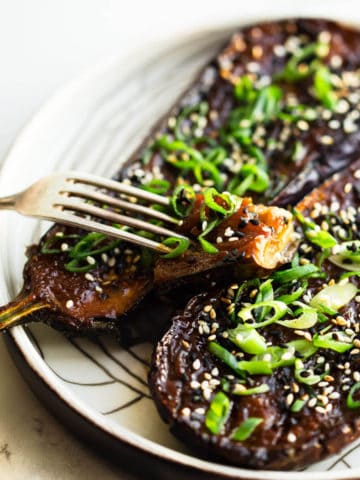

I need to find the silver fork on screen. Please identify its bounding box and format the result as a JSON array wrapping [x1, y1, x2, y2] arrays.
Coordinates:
[[0, 171, 188, 253]]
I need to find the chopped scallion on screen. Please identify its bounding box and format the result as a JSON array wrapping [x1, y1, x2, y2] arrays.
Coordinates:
[[205, 392, 231, 434], [231, 417, 263, 442]]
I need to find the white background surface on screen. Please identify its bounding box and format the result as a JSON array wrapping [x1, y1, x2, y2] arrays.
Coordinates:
[[0, 1, 360, 478]]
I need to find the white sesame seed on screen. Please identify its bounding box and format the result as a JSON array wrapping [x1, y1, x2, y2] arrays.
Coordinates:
[[193, 359, 201, 370], [329, 119, 340, 129], [315, 406, 326, 414], [342, 425, 352, 434], [211, 367, 219, 377], [297, 120, 309, 131], [287, 432, 297, 443], [336, 99, 350, 114], [55, 231, 64, 237], [195, 407, 205, 415], [329, 391, 340, 400], [320, 135, 334, 145], [274, 44, 287, 57], [330, 55, 343, 69], [181, 407, 191, 417], [108, 257, 116, 267], [318, 30, 331, 43], [247, 61, 260, 73], [344, 182, 353, 194], [190, 380, 200, 389], [201, 380, 209, 390], [95, 285, 103, 293], [61, 243, 69, 252], [85, 273, 95, 282], [86, 256, 96, 265], [344, 118, 358, 133], [203, 389, 212, 400], [224, 227, 234, 237], [286, 393, 294, 406], [308, 398, 317, 408], [66, 300, 74, 309]]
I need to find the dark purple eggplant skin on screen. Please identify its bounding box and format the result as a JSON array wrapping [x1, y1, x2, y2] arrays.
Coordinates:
[[149, 160, 360, 470]]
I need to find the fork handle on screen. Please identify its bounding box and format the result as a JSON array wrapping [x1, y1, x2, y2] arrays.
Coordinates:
[[0, 195, 16, 210]]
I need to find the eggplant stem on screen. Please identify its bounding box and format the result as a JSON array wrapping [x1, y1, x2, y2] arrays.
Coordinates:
[[0, 294, 49, 331]]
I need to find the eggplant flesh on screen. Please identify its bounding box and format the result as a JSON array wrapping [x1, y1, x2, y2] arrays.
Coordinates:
[[149, 159, 360, 470]]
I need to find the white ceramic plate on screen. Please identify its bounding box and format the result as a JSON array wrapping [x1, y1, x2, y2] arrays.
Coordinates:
[[2, 21, 360, 480]]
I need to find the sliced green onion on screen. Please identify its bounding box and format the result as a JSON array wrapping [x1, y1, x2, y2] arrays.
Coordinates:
[[198, 237, 219, 254], [314, 65, 338, 110], [329, 241, 360, 272], [239, 164, 270, 193], [237, 300, 288, 328], [230, 173, 255, 196], [293, 209, 337, 249], [310, 282, 357, 312], [68, 232, 120, 259], [313, 331, 353, 353], [203, 188, 238, 217], [276, 281, 308, 304], [157, 135, 203, 162], [170, 184, 195, 218], [65, 258, 97, 273], [305, 229, 337, 249], [41, 233, 80, 254], [291, 399, 306, 412], [294, 358, 321, 385], [205, 392, 231, 434], [292, 140, 305, 162], [208, 342, 243, 376], [232, 384, 270, 396], [255, 279, 274, 321], [254, 345, 295, 369], [227, 326, 267, 354], [347, 382, 360, 409], [234, 75, 257, 102], [277, 307, 318, 330], [231, 417, 263, 442], [251, 85, 282, 122], [142, 179, 170, 194], [198, 218, 220, 254], [287, 339, 317, 358], [276, 42, 320, 83], [237, 360, 273, 375], [162, 237, 191, 259], [272, 264, 319, 284]]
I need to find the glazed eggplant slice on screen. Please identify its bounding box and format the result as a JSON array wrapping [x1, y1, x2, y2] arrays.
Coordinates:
[[0, 191, 295, 333], [3, 17, 360, 337], [149, 160, 360, 470], [122, 18, 360, 207]]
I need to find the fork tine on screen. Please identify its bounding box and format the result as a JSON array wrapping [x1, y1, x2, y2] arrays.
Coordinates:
[[55, 199, 188, 240], [64, 172, 170, 206], [53, 211, 172, 253], [61, 184, 181, 225]]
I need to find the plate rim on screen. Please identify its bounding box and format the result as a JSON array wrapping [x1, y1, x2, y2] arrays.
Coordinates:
[[2, 20, 360, 480]]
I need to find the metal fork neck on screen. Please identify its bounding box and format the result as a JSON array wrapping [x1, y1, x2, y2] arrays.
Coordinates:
[[0, 195, 16, 209]]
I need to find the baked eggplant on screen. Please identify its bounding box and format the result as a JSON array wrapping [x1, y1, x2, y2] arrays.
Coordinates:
[[2, 18, 360, 338], [0, 191, 295, 333], [149, 159, 360, 470]]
